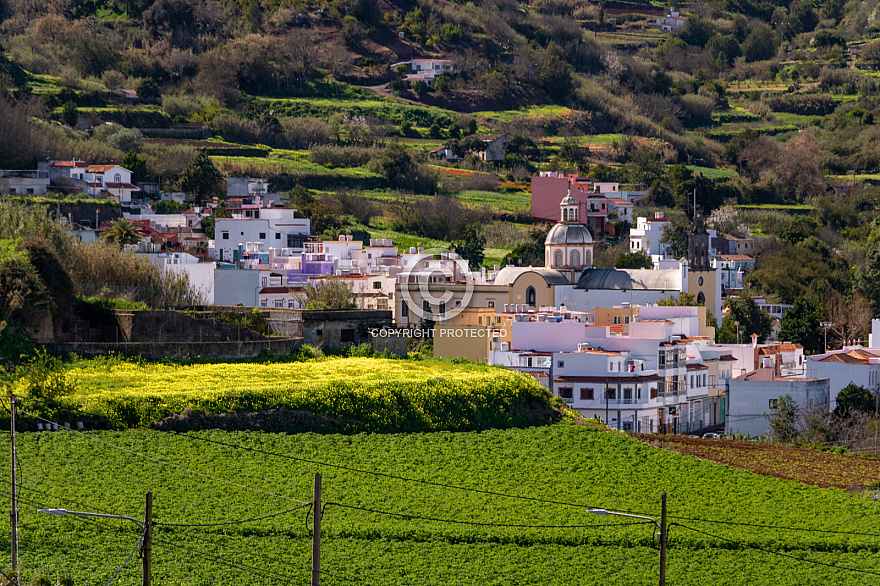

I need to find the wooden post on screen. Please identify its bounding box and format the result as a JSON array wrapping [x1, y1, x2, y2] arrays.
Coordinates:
[[311, 474, 322, 586], [659, 491, 667, 586], [143, 491, 152, 586], [10, 395, 19, 586]]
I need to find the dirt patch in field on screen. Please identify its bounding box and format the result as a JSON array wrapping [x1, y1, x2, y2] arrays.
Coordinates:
[[632, 433, 880, 489]]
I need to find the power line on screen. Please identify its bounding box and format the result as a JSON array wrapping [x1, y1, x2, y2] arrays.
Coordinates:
[[20, 412, 310, 505], [154, 503, 312, 528], [175, 431, 630, 513], [668, 516, 880, 538], [102, 528, 146, 586], [676, 524, 880, 577], [323, 501, 655, 530]]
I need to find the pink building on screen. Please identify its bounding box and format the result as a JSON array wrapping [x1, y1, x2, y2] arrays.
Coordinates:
[[531, 174, 610, 237]]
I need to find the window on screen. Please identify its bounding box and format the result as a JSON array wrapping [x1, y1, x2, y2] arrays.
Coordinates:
[[526, 286, 536, 306], [222, 232, 229, 240], [26, 188, 34, 194], [262, 277, 268, 287], [274, 300, 283, 308], [698, 276, 704, 286], [288, 300, 296, 308], [650, 388, 658, 399], [401, 303, 409, 318], [341, 329, 356, 343], [259, 233, 266, 239], [697, 291, 705, 305], [8, 188, 16, 194], [275, 233, 281, 240], [260, 300, 267, 307], [580, 388, 594, 400], [559, 387, 573, 399], [709, 375, 716, 387], [423, 300, 431, 313], [605, 388, 616, 400], [613, 316, 621, 325], [488, 300, 495, 308], [373, 281, 382, 289], [623, 388, 632, 404], [659, 352, 666, 367], [114, 174, 121, 183], [439, 302, 446, 314], [554, 250, 563, 266], [557, 360, 564, 368], [769, 399, 778, 409], [570, 250, 580, 266], [624, 316, 631, 324]]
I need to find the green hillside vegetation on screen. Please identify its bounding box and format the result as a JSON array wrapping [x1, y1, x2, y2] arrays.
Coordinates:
[[3, 423, 880, 585], [5, 1, 880, 349]]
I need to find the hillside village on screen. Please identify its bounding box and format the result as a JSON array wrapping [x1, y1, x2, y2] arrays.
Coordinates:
[[5, 0, 880, 584]]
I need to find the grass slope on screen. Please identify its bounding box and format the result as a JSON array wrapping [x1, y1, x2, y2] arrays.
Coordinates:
[[26, 357, 555, 431], [2, 424, 880, 585]]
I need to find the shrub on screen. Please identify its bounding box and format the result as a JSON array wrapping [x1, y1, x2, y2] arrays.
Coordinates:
[[281, 117, 330, 148], [308, 144, 378, 166]]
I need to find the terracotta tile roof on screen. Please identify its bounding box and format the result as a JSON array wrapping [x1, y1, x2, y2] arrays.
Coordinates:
[[686, 363, 708, 370], [553, 374, 663, 383], [719, 354, 737, 361], [105, 182, 140, 189], [817, 353, 867, 364], [716, 254, 754, 261], [605, 198, 632, 205], [87, 164, 118, 172], [525, 371, 548, 378], [573, 349, 622, 355], [53, 161, 87, 167]]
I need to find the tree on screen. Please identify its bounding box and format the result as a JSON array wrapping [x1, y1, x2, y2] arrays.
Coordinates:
[[121, 152, 148, 183], [768, 394, 798, 442], [824, 292, 872, 348], [502, 224, 550, 267], [624, 146, 665, 186], [707, 35, 741, 67], [536, 42, 574, 100], [100, 219, 141, 246], [300, 279, 355, 309], [178, 152, 225, 204], [71, 38, 120, 77], [679, 16, 715, 47], [451, 224, 485, 270], [658, 292, 699, 306], [659, 216, 689, 259], [61, 101, 78, 127], [834, 383, 875, 418], [201, 216, 215, 239], [136, 79, 161, 100], [741, 24, 777, 63], [855, 243, 880, 316], [778, 295, 822, 353], [717, 295, 772, 343], [152, 200, 186, 214], [615, 251, 652, 269]]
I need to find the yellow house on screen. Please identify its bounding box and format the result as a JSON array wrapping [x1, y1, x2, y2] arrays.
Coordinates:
[[434, 308, 513, 362]]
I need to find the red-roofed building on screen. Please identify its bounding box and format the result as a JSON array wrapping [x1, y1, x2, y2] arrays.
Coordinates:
[[68, 164, 140, 203]]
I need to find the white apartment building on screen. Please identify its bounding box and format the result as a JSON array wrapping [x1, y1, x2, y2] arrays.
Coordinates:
[[209, 210, 310, 262]]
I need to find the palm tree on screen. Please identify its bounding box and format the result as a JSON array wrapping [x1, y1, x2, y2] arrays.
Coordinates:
[[101, 218, 141, 245]]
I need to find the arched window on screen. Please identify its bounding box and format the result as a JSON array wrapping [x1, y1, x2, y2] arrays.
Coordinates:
[[114, 173, 121, 183], [526, 286, 536, 306], [570, 250, 580, 267], [697, 291, 705, 305], [554, 250, 563, 267]]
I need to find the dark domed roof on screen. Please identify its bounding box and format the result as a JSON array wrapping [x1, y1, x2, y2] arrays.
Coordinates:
[[545, 223, 593, 246]]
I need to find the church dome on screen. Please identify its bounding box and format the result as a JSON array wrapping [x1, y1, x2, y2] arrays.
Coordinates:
[[545, 223, 593, 246]]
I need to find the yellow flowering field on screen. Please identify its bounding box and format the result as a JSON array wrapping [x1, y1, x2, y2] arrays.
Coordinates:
[[49, 357, 557, 431]]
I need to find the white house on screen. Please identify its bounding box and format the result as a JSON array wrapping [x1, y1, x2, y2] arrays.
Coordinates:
[[209, 209, 311, 262], [629, 213, 671, 258], [725, 369, 830, 437], [391, 59, 455, 86], [807, 348, 880, 410], [69, 164, 141, 203], [131, 249, 216, 304], [712, 254, 755, 290], [606, 198, 634, 223], [653, 10, 686, 31]]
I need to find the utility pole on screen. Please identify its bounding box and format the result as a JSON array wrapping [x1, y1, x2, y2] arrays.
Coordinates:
[[142, 491, 152, 586], [9, 395, 19, 586], [311, 473, 322, 586], [659, 491, 667, 586]]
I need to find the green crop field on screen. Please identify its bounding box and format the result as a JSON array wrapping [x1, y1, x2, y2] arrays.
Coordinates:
[[3, 424, 880, 585], [19, 357, 552, 431]]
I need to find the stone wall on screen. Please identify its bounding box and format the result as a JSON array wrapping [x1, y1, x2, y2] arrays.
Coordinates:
[[46, 339, 302, 360]]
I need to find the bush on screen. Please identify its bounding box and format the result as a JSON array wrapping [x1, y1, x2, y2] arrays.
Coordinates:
[[765, 94, 836, 115], [281, 117, 330, 148], [308, 144, 378, 166]]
